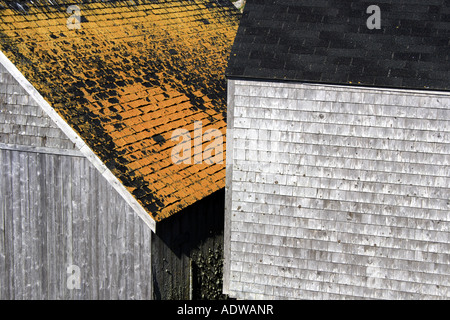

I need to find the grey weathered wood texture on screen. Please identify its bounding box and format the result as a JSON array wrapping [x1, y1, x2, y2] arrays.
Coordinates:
[[224, 79, 450, 299], [0, 149, 153, 300], [0, 64, 76, 151], [0, 64, 153, 300]]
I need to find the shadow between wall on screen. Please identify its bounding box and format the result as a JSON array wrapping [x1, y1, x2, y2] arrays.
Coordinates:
[[151, 188, 226, 300]]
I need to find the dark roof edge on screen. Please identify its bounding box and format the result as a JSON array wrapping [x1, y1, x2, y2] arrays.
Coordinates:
[[225, 75, 450, 94]]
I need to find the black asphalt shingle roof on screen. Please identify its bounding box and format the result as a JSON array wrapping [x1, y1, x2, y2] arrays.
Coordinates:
[[226, 0, 450, 91]]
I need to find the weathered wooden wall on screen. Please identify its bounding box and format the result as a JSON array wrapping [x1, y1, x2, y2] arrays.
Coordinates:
[[0, 63, 153, 300], [0, 148, 153, 300], [152, 189, 226, 300], [0, 63, 76, 150], [225, 79, 450, 299]]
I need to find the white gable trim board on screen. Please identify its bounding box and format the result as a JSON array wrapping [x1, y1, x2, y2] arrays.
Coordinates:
[[0, 51, 156, 232], [224, 78, 450, 299]]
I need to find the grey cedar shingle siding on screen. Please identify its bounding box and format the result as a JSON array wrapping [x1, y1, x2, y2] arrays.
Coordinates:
[[224, 0, 450, 300], [226, 0, 450, 91], [0, 63, 76, 151], [225, 80, 450, 299]]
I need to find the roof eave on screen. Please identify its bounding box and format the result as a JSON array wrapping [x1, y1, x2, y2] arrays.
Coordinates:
[[225, 74, 450, 94]]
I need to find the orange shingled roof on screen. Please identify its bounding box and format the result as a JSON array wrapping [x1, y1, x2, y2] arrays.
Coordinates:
[[0, 0, 240, 222]]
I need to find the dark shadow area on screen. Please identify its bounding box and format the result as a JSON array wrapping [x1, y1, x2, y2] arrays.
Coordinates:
[[151, 188, 227, 300]]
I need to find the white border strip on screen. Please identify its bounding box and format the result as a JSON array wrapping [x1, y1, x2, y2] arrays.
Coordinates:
[[0, 50, 156, 232]]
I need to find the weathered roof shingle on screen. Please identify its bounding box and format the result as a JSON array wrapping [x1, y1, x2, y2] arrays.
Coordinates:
[[0, 0, 240, 222], [226, 0, 450, 91]]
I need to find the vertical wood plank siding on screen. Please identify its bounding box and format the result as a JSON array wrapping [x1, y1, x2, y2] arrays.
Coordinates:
[[0, 149, 153, 300]]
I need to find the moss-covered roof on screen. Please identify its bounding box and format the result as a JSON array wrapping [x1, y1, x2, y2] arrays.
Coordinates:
[[0, 0, 240, 222]]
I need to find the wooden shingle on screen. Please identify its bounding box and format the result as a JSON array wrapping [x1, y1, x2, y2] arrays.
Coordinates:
[[0, 0, 240, 222]]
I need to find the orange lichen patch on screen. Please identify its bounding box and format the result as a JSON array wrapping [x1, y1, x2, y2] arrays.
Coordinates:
[[0, 0, 240, 222]]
